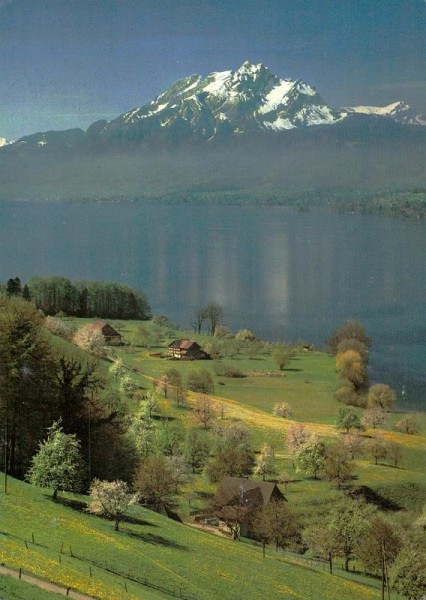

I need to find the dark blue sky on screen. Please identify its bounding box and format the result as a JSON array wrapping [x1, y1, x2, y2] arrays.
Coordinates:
[[1, 0, 425, 139]]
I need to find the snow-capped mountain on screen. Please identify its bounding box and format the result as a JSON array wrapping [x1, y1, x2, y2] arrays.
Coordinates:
[[9, 62, 425, 152], [342, 101, 426, 126], [0, 137, 12, 147], [99, 61, 342, 142]]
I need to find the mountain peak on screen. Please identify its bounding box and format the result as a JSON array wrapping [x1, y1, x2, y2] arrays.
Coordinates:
[[237, 60, 267, 74], [88, 61, 342, 141], [7, 61, 426, 153]]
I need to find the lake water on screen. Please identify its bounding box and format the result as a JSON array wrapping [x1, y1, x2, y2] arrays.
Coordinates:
[[1, 201, 425, 410]]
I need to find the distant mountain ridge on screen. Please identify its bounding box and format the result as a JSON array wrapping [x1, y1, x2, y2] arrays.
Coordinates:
[[342, 101, 426, 126], [9, 61, 425, 150], [1, 61, 426, 200]]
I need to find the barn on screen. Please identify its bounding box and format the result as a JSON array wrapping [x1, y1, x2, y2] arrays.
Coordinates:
[[168, 339, 208, 360], [213, 476, 285, 511], [92, 320, 123, 345]]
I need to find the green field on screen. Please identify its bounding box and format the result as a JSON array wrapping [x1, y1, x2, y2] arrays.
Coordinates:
[[0, 475, 383, 600], [2, 316, 424, 599], [65, 317, 426, 502], [0, 574, 64, 599]]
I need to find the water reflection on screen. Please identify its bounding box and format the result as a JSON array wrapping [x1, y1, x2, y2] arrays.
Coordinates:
[[0, 201, 425, 408]]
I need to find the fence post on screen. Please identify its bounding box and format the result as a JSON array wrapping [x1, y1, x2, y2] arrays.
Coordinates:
[[24, 541, 28, 549], [66, 587, 70, 596], [124, 582, 128, 592], [59, 554, 61, 565], [60, 542, 63, 554], [31, 533, 35, 544], [69, 546, 73, 557], [19, 568, 22, 580], [89, 566, 92, 577]]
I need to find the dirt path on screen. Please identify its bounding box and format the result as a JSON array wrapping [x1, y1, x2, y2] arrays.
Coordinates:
[[0, 565, 94, 599], [184, 521, 228, 538]]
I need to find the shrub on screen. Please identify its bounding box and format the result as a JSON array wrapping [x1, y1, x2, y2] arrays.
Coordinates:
[[151, 314, 169, 326], [213, 361, 245, 378], [187, 368, 215, 394], [367, 383, 396, 411], [335, 384, 367, 407], [326, 321, 371, 355], [368, 436, 387, 465], [273, 402, 293, 418], [88, 479, 139, 530], [120, 374, 139, 397], [336, 338, 369, 363], [394, 416, 421, 435], [44, 316, 73, 341], [205, 446, 254, 482], [336, 406, 362, 433], [109, 357, 125, 380], [26, 421, 84, 500], [202, 341, 222, 359], [213, 325, 232, 338], [235, 328, 256, 341], [336, 350, 368, 391], [286, 423, 312, 455], [73, 324, 105, 355], [272, 345, 296, 370], [362, 406, 386, 429]]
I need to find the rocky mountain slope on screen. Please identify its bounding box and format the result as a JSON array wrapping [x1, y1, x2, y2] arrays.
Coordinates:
[[342, 101, 426, 126], [1, 62, 425, 200]]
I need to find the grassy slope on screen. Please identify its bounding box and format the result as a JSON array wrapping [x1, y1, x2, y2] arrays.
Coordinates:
[[0, 575, 64, 599], [14, 317, 422, 598], [0, 475, 381, 600], [107, 319, 426, 533], [58, 318, 425, 509]]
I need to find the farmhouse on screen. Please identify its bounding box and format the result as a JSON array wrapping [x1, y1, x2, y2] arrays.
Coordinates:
[[168, 339, 208, 360], [213, 476, 285, 511], [206, 476, 286, 538], [92, 319, 123, 345]]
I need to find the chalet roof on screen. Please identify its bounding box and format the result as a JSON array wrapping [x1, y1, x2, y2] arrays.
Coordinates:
[[213, 476, 285, 509], [92, 320, 121, 337], [168, 339, 200, 350]]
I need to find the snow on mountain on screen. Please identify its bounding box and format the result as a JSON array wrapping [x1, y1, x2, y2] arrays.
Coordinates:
[[0, 137, 12, 147], [8, 62, 425, 152], [105, 61, 343, 141], [342, 101, 426, 126]]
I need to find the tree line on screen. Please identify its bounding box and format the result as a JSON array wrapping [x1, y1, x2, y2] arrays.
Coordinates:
[[0, 296, 136, 481], [3, 275, 151, 320]]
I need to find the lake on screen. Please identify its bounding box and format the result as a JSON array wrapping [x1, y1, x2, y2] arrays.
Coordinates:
[[1, 201, 425, 410]]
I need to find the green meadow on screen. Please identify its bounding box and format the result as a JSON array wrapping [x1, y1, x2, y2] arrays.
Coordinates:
[[2, 316, 423, 599], [65, 317, 425, 496], [0, 575, 64, 599], [0, 475, 383, 600]]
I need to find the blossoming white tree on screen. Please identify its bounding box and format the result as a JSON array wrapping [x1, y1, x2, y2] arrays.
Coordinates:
[[27, 421, 83, 500], [88, 479, 140, 531], [74, 324, 105, 355]]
